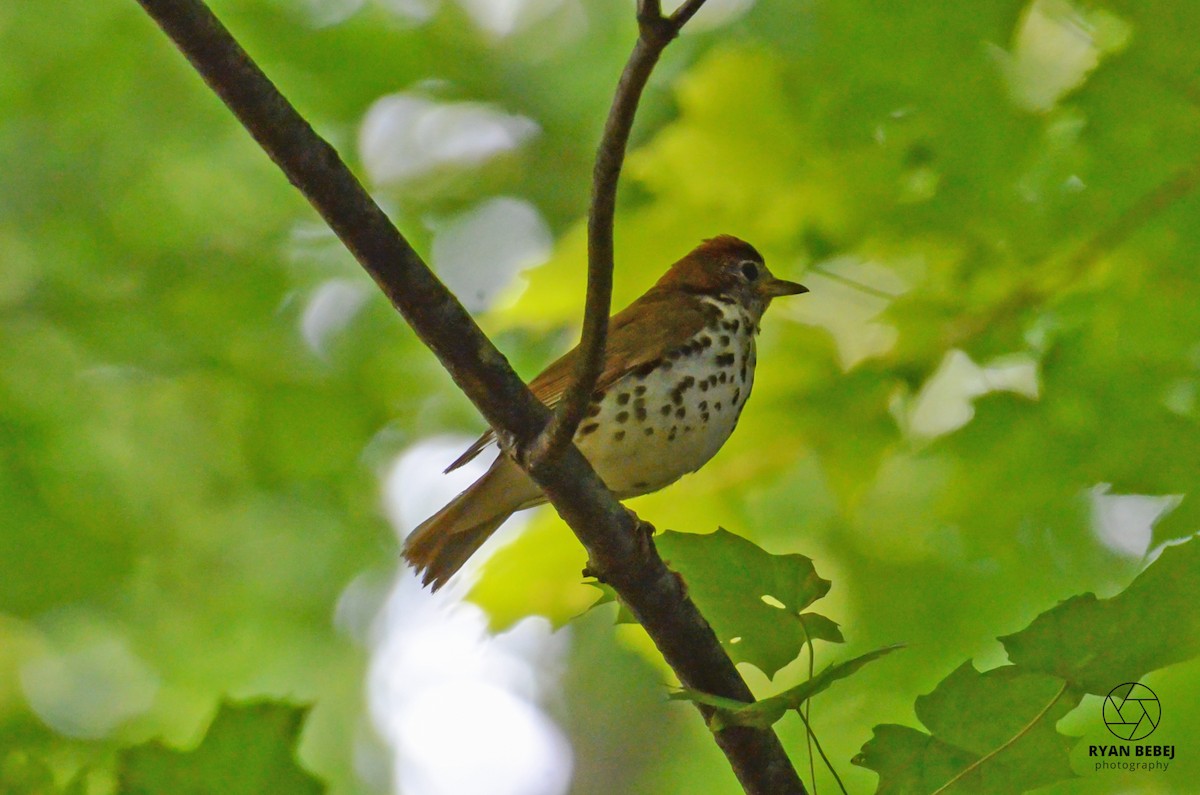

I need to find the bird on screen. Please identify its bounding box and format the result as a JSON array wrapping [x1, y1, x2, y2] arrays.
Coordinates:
[[404, 235, 807, 590]]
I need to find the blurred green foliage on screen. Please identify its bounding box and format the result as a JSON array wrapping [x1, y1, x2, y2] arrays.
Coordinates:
[[856, 539, 1200, 794], [3, 0, 1200, 793], [118, 701, 322, 795]]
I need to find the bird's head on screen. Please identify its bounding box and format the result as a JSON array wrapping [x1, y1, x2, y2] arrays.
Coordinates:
[[655, 235, 808, 315]]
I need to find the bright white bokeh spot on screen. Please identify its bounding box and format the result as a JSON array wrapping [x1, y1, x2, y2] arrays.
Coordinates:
[[899, 349, 1040, 440], [992, 0, 1131, 113], [787, 256, 909, 369], [395, 682, 571, 795], [21, 623, 159, 739], [368, 437, 571, 793], [367, 549, 572, 795], [1090, 486, 1180, 559], [677, 0, 756, 32], [377, 0, 440, 24], [360, 94, 539, 188], [382, 435, 495, 540], [456, 0, 566, 38], [295, 0, 438, 29], [430, 197, 552, 312], [300, 278, 371, 357]]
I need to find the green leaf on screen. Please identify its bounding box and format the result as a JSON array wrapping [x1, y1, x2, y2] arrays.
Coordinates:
[[854, 664, 1080, 794], [858, 540, 1200, 794], [656, 528, 840, 677], [1151, 494, 1200, 549], [117, 701, 323, 795], [674, 644, 903, 731], [854, 724, 981, 795], [0, 751, 55, 795], [1000, 537, 1200, 694]]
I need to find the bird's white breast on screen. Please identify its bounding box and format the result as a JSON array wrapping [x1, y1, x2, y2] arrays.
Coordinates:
[[575, 296, 759, 497]]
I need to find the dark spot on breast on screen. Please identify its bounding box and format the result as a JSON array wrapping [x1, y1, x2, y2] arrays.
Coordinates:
[[699, 381, 709, 392], [661, 404, 672, 416], [723, 319, 740, 333], [675, 406, 686, 419], [643, 427, 654, 436], [700, 335, 712, 348], [718, 372, 728, 384], [617, 392, 630, 406], [635, 406, 647, 422], [580, 422, 599, 436], [684, 425, 693, 432], [715, 401, 722, 411], [732, 388, 741, 404], [740, 362, 748, 382], [698, 401, 708, 411], [633, 360, 660, 379], [670, 376, 696, 406], [615, 411, 629, 423], [586, 403, 602, 418], [613, 430, 626, 442], [720, 335, 730, 347], [634, 385, 647, 396], [716, 353, 735, 367], [718, 295, 737, 306], [668, 427, 678, 441], [591, 388, 606, 401], [701, 412, 710, 423]]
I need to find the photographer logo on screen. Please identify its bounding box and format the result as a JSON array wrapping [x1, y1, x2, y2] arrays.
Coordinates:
[[1103, 682, 1160, 741]]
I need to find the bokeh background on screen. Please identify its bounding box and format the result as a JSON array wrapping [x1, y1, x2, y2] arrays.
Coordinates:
[[3, 0, 1199, 792]]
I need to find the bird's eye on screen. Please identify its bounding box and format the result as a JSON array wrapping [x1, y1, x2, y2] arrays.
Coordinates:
[[739, 260, 760, 281]]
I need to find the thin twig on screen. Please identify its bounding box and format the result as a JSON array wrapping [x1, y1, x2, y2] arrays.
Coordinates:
[[928, 681, 1070, 795], [671, 0, 710, 27], [534, 0, 699, 464], [948, 154, 1200, 348], [1066, 153, 1200, 278], [809, 263, 903, 301], [132, 1, 805, 793]]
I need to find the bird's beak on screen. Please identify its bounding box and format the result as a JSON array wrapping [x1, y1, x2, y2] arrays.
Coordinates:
[[761, 277, 809, 298]]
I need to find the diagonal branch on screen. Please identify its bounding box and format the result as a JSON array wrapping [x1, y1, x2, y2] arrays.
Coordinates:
[[132, 1, 805, 793], [535, 0, 699, 461]]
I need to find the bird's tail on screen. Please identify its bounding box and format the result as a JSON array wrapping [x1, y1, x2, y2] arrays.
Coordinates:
[[402, 461, 539, 591]]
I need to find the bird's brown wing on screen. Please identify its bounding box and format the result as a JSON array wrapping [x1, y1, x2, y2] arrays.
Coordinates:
[[443, 289, 719, 473]]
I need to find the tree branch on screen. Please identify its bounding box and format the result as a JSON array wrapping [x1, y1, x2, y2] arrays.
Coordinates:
[[132, 1, 806, 792]]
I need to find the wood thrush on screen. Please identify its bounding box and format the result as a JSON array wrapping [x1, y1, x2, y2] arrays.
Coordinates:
[[404, 235, 807, 590]]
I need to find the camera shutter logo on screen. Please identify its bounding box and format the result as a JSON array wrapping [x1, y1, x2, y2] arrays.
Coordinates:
[[1103, 683, 1161, 741]]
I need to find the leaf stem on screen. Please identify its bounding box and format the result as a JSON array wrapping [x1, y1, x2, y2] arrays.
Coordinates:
[[799, 616, 818, 793], [798, 711, 849, 795]]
